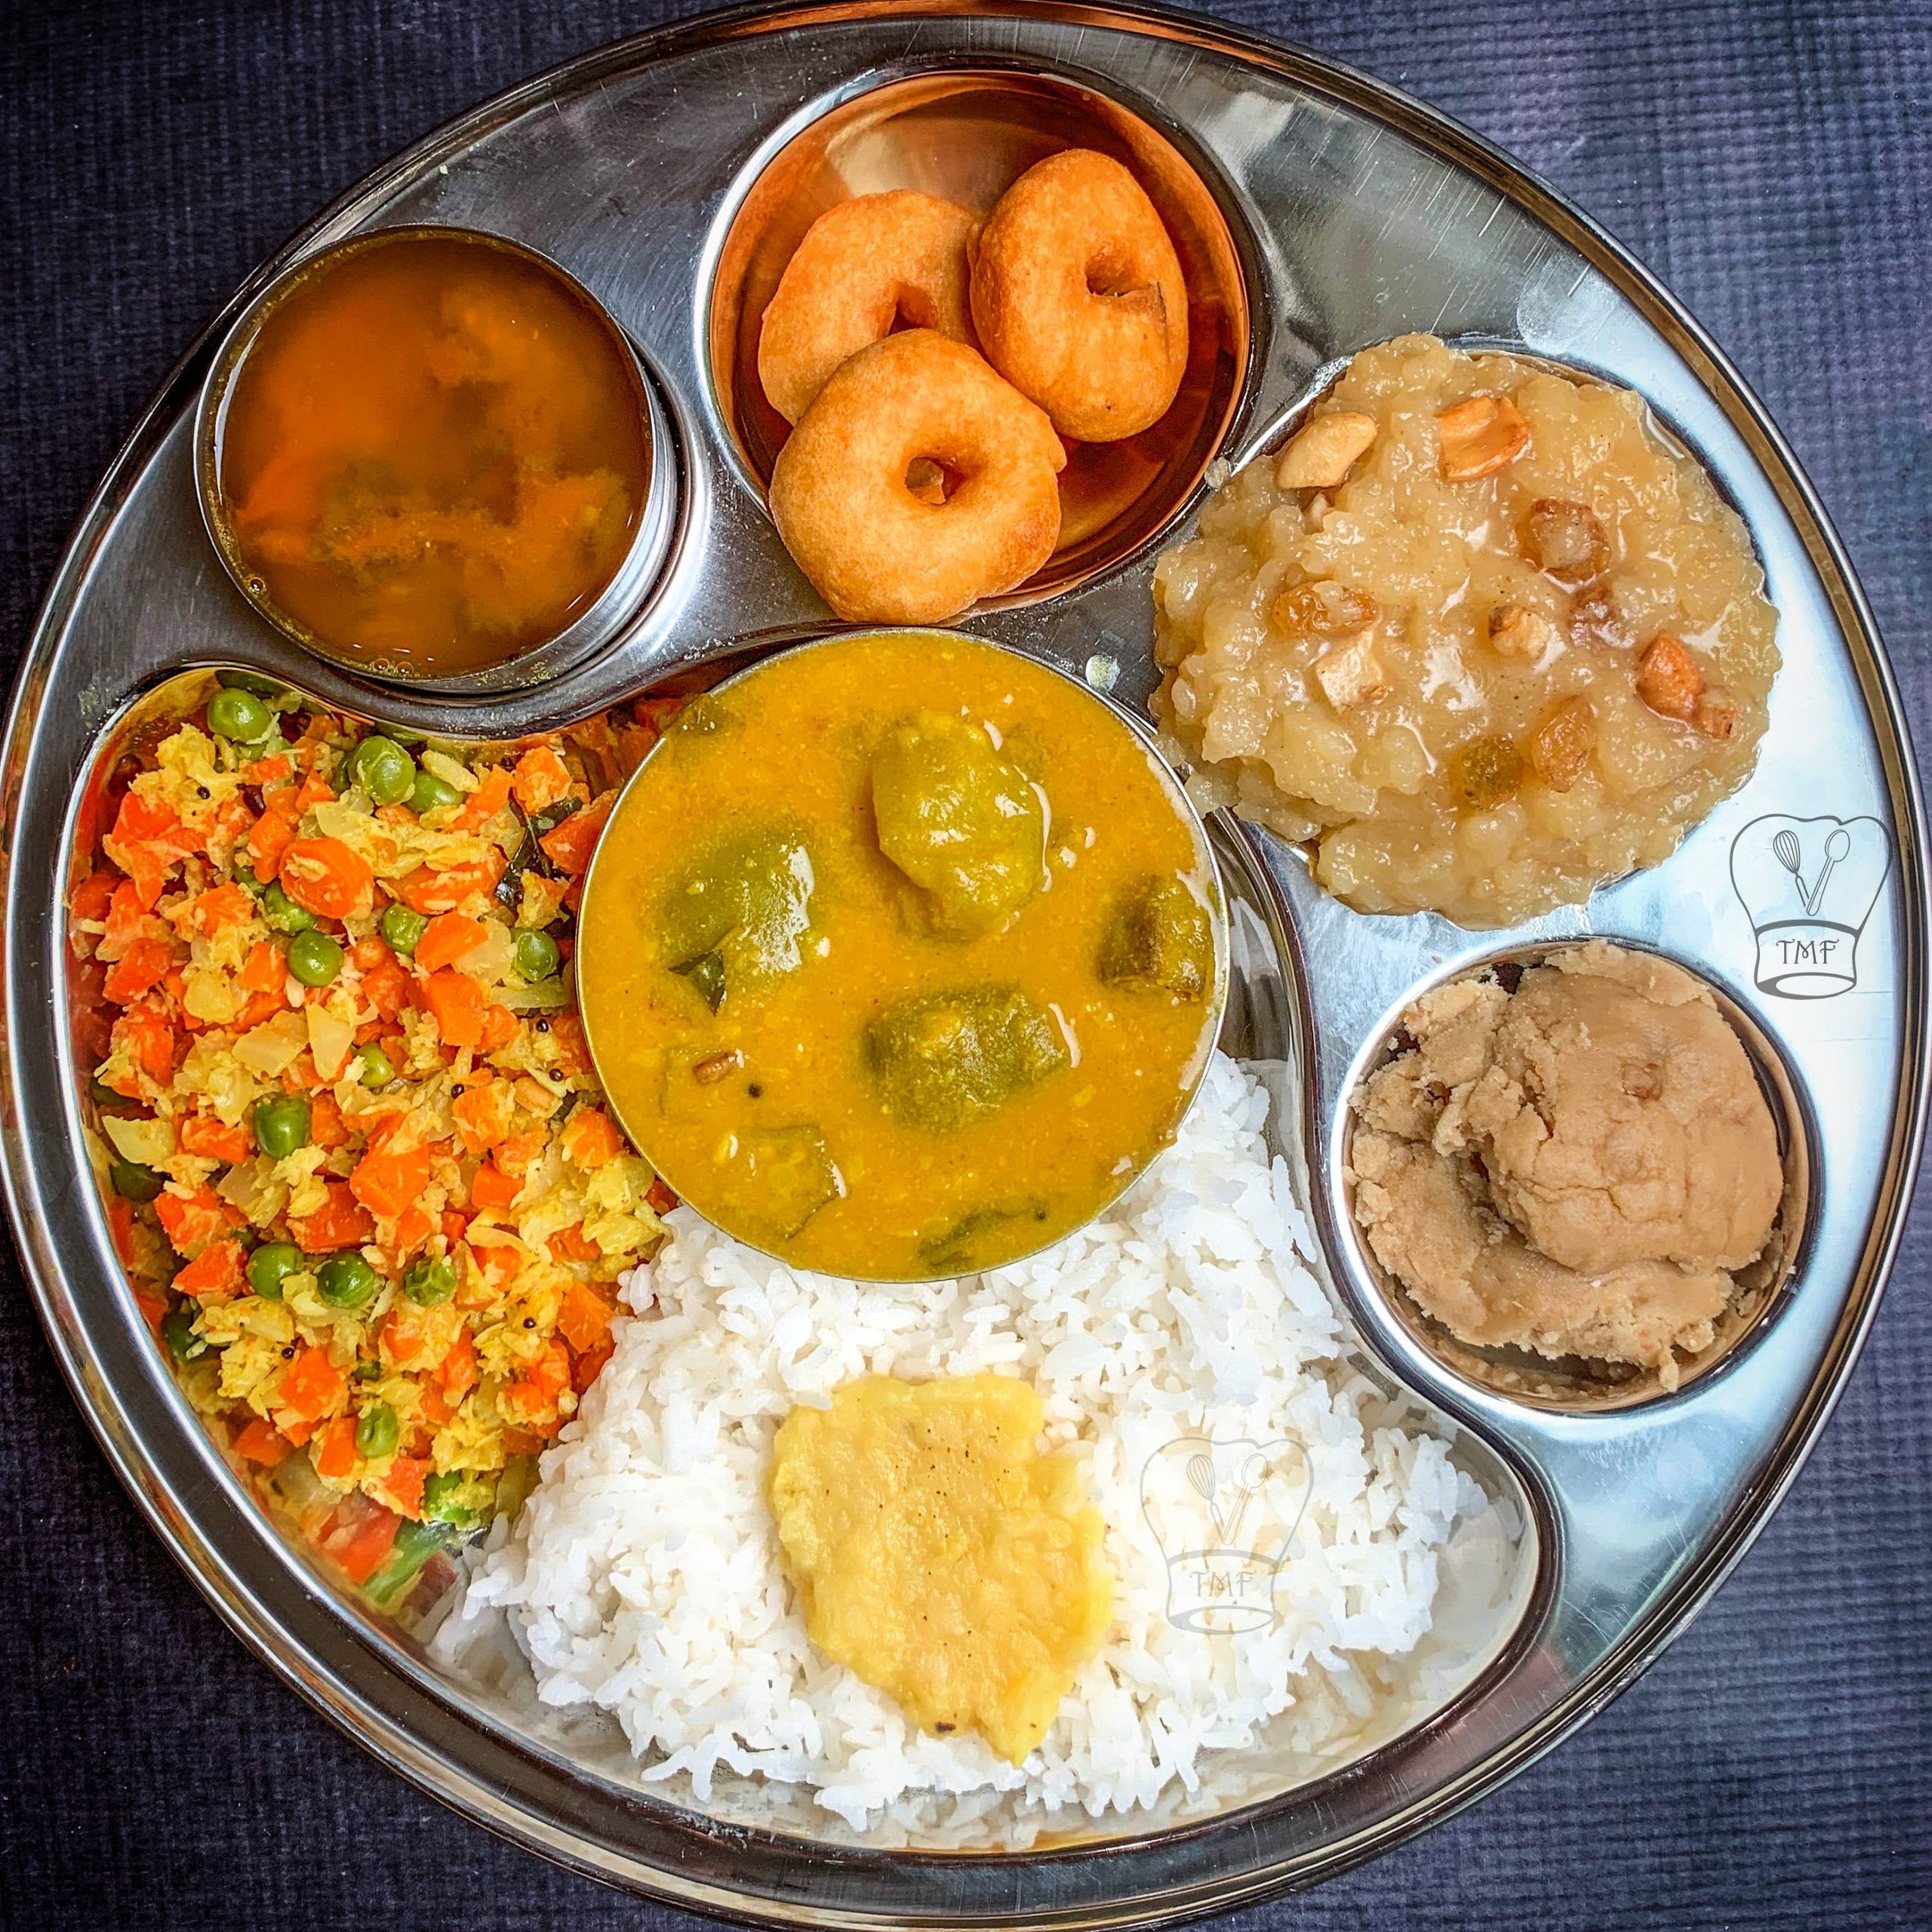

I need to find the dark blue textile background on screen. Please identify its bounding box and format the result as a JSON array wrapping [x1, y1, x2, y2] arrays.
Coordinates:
[[2, 3, 1927, 1927]]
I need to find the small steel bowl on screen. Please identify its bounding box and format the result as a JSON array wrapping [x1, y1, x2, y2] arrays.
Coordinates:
[[576, 627, 1232, 1283], [192, 223, 678, 697]]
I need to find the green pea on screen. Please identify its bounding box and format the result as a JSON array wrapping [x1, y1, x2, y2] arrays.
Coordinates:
[[286, 929, 343, 987], [513, 928, 561, 982], [315, 1252, 380, 1309], [356, 1042, 395, 1089], [207, 687, 275, 743], [411, 771, 463, 816], [252, 1093, 311, 1159], [402, 1256, 456, 1306], [380, 905, 428, 955], [421, 1471, 476, 1525], [355, 1402, 400, 1458], [349, 736, 418, 807], [232, 859, 266, 900], [352, 1358, 383, 1382], [247, 1241, 303, 1300], [260, 882, 315, 934], [162, 1307, 209, 1364], [109, 1157, 165, 1202]]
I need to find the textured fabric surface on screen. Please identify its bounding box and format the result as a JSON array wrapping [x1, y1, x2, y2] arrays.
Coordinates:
[[2, 2, 1927, 1927]]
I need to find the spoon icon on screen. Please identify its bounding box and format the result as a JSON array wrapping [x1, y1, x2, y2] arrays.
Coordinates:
[[1806, 827, 1851, 915]]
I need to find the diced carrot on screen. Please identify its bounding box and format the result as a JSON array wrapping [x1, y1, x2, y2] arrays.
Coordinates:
[[245, 797, 299, 882], [179, 1114, 252, 1164], [293, 771, 335, 811], [314, 1415, 358, 1481], [285, 1180, 374, 1253], [236, 989, 283, 1029], [422, 968, 487, 1048], [277, 1343, 346, 1424], [476, 1243, 521, 1287], [107, 1195, 137, 1267], [418, 1382, 455, 1426], [452, 767, 512, 832], [110, 1006, 177, 1084], [155, 1186, 232, 1257], [440, 1210, 469, 1245], [376, 1454, 429, 1521], [237, 940, 285, 995], [509, 745, 574, 814], [538, 790, 614, 874], [349, 935, 392, 972], [548, 1221, 602, 1266], [469, 1161, 522, 1214], [103, 937, 175, 1004], [334, 1505, 400, 1584], [571, 1335, 615, 1395], [281, 1419, 315, 1447], [278, 837, 374, 920], [414, 912, 487, 973], [478, 1002, 519, 1054], [100, 878, 162, 959], [561, 1108, 623, 1171], [438, 1325, 476, 1395], [184, 882, 254, 934], [546, 1013, 591, 1078], [233, 1418, 290, 1464], [349, 1143, 432, 1222], [361, 957, 414, 1020], [493, 1130, 546, 1181], [242, 753, 294, 785], [174, 1239, 247, 1297], [451, 1081, 513, 1155], [391, 851, 506, 916], [391, 1205, 433, 1257], [557, 1281, 615, 1353], [633, 696, 685, 734], [309, 1091, 347, 1149], [69, 872, 117, 924], [502, 1339, 571, 1429]]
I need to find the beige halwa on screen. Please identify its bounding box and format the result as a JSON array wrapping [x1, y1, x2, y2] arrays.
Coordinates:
[[1348, 942, 1783, 1388], [1152, 335, 1780, 925]]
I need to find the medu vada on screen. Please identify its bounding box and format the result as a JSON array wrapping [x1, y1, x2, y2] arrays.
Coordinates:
[[971, 149, 1189, 444], [768, 330, 1066, 624], [757, 191, 980, 425]]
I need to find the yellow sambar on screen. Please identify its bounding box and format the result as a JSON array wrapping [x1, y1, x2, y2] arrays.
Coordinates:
[[577, 631, 1225, 1279]]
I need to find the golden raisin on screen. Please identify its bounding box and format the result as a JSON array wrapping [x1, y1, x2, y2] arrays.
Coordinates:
[[1528, 696, 1598, 792], [1273, 580, 1379, 638], [1693, 691, 1739, 740], [1488, 604, 1558, 660], [1447, 734, 1524, 809], [1635, 633, 1706, 721], [1523, 498, 1611, 589]]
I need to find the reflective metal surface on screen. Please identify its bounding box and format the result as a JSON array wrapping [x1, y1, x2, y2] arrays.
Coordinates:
[[2, 0, 1924, 1924], [192, 223, 681, 696]]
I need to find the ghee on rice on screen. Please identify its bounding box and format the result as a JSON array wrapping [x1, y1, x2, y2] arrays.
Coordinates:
[[434, 1054, 1515, 1829]]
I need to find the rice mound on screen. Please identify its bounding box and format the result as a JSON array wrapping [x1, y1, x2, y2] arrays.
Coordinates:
[[436, 1054, 1507, 1829]]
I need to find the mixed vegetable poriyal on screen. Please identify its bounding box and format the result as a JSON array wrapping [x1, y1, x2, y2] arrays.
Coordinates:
[[68, 674, 675, 1607]]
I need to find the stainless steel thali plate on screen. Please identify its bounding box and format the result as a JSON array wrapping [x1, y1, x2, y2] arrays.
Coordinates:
[[3, 2, 1924, 1924]]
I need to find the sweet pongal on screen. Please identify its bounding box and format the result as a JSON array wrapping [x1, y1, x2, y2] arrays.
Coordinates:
[[1152, 335, 1780, 925]]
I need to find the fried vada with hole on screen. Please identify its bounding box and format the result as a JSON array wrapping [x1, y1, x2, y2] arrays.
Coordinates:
[[758, 190, 980, 425], [971, 149, 1188, 444], [769, 330, 1066, 623]]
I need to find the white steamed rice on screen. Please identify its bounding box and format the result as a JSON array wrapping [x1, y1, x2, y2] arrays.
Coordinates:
[[433, 1053, 1512, 1830]]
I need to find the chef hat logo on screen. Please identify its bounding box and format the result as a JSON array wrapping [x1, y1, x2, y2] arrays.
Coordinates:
[[1729, 814, 1890, 999], [1141, 1435, 1311, 1635]]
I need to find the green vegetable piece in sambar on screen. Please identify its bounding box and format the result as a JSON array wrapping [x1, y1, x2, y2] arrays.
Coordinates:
[[660, 824, 818, 1008], [708, 1124, 843, 1239], [866, 986, 1069, 1132], [1099, 875, 1215, 1000], [871, 711, 1046, 938]]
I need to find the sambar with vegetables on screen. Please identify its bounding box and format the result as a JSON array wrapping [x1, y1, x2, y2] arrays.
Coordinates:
[[577, 631, 1226, 1278]]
